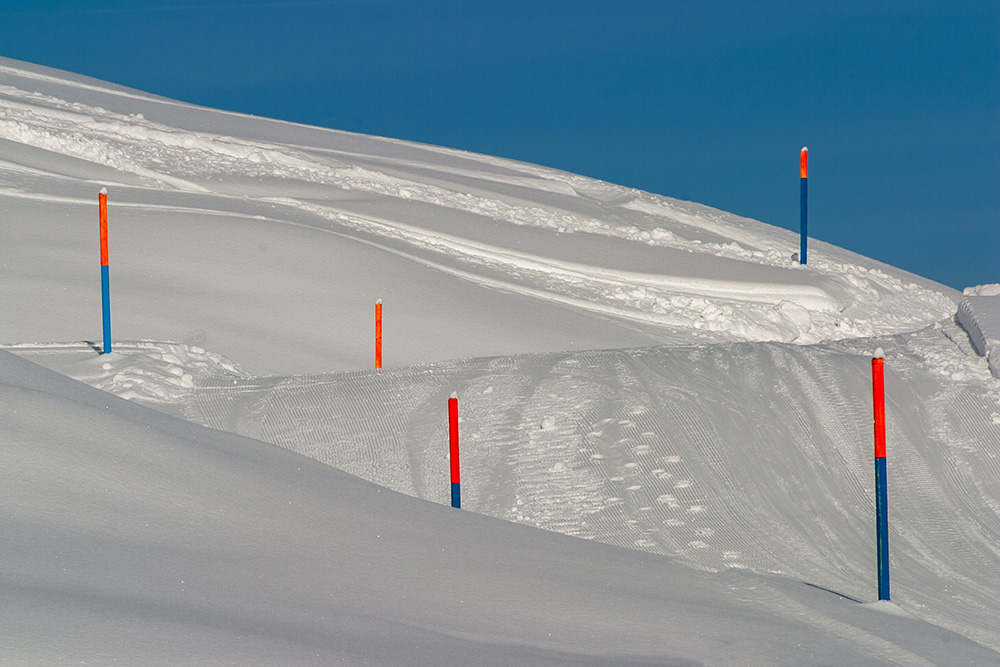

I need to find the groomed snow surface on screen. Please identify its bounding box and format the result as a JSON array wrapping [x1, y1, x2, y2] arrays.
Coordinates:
[[2, 57, 999, 665]]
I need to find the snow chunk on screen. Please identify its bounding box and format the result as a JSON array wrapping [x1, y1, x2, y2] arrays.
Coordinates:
[[963, 283, 1000, 297], [778, 300, 813, 340]]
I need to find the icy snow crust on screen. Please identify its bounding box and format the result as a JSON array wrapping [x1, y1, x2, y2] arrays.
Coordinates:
[[2, 57, 999, 664]]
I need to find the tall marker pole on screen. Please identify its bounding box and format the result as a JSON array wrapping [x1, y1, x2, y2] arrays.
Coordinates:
[[99, 188, 112, 354], [375, 300, 383, 369], [800, 147, 808, 265], [872, 349, 890, 600], [449, 392, 460, 509]]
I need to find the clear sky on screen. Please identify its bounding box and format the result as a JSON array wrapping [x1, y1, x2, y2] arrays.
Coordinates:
[[1, 0, 996, 290]]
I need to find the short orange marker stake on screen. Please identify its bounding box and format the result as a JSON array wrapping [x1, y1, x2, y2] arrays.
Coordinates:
[[375, 300, 383, 369], [449, 392, 460, 508]]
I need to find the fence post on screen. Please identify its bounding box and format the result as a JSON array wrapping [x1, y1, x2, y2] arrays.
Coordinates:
[[872, 349, 890, 600], [449, 392, 460, 508], [800, 147, 808, 265], [99, 188, 111, 354], [375, 300, 382, 369]]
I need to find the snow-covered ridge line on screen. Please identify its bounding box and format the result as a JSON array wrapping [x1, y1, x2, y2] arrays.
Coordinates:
[[0, 62, 176, 106]]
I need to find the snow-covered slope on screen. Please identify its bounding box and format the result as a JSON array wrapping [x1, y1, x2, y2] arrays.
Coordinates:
[[2, 57, 999, 664], [0, 57, 958, 375], [6, 348, 997, 666]]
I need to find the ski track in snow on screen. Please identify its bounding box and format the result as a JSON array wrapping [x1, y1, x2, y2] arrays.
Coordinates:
[[0, 76, 957, 346]]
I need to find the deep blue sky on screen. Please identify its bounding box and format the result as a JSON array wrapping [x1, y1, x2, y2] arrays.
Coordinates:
[[2, 0, 997, 290]]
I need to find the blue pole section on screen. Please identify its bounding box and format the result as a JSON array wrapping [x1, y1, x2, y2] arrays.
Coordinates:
[[875, 457, 890, 600], [451, 482, 461, 510], [101, 264, 111, 354], [799, 147, 808, 265]]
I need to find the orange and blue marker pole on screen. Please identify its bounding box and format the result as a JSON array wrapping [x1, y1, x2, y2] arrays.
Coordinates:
[[799, 147, 808, 265], [99, 188, 111, 354], [872, 350, 890, 600], [375, 300, 383, 369], [449, 392, 460, 508]]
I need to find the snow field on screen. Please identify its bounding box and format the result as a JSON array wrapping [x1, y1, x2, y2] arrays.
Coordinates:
[[17, 322, 1000, 652]]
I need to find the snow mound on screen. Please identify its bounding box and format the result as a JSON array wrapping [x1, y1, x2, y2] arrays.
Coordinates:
[[964, 284, 1000, 297]]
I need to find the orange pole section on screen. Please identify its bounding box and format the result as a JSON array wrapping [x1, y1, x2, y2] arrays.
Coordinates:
[[99, 189, 109, 267], [449, 392, 460, 508], [872, 355, 886, 458], [375, 300, 383, 369]]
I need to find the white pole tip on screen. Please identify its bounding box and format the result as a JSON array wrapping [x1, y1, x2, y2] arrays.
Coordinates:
[[376, 299, 382, 305], [874, 347, 885, 359], [801, 147, 808, 152], [100, 187, 108, 195], [450, 391, 458, 399]]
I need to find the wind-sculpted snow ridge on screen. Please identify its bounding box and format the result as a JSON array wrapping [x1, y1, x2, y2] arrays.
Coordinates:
[[15, 317, 1000, 652], [0, 56, 957, 367], [958, 285, 1000, 379]]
